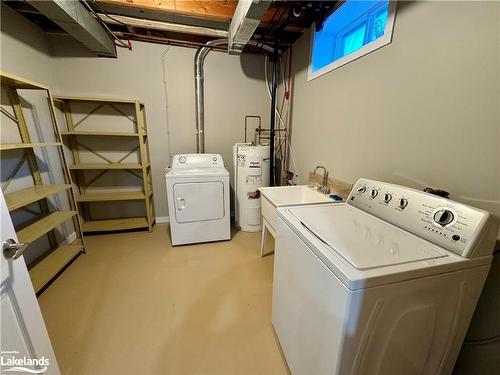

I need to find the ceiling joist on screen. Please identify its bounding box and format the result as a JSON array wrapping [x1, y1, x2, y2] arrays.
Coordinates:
[[98, 0, 238, 22], [98, 12, 228, 38], [7, 1, 338, 53]]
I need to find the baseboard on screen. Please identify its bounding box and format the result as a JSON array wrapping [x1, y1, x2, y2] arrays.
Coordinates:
[[156, 216, 170, 223]]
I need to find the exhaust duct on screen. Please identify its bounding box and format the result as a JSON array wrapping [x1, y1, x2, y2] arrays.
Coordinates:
[[194, 40, 273, 153]]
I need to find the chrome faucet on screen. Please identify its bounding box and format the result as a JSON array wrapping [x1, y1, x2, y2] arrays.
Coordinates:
[[313, 165, 330, 194]]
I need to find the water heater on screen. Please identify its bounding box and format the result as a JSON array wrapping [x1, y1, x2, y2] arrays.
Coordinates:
[[233, 143, 270, 232]]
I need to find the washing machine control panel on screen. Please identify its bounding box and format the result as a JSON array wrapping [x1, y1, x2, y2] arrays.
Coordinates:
[[348, 178, 497, 258], [172, 154, 225, 169]]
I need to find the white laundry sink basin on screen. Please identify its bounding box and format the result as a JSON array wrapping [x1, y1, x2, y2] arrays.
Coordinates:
[[258, 185, 338, 256], [260, 185, 332, 207]]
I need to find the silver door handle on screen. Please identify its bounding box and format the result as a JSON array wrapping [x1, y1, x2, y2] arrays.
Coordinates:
[[3, 238, 29, 260]]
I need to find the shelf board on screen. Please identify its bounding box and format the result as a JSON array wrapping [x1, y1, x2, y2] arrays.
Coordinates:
[[76, 191, 146, 202], [0, 142, 62, 151], [1, 71, 48, 90], [5, 184, 71, 211], [82, 217, 149, 232], [17, 211, 77, 243], [29, 239, 83, 293], [61, 131, 143, 137], [53, 95, 140, 105], [69, 163, 143, 170]]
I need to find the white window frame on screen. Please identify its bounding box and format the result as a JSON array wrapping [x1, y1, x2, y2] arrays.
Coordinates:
[[308, 1, 397, 81]]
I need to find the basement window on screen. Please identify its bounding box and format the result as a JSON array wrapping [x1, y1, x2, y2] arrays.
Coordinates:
[[308, 0, 396, 80]]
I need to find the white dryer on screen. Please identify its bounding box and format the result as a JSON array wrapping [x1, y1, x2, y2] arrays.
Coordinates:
[[165, 154, 230, 246], [272, 178, 498, 375]]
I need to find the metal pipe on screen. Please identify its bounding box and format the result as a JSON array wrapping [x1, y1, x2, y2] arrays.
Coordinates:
[[269, 40, 279, 186], [195, 39, 273, 153], [195, 39, 227, 153], [247, 40, 274, 53], [244, 115, 261, 143]]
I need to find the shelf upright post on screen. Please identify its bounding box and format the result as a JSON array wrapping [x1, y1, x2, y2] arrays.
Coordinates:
[[61, 100, 90, 224], [136, 101, 154, 232], [47, 93, 85, 251]]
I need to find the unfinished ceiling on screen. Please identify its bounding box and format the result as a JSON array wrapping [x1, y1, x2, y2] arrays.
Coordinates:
[[7, 0, 338, 54]]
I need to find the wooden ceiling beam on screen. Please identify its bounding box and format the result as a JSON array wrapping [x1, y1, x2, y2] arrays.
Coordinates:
[[96, 0, 238, 22], [98, 13, 228, 38]]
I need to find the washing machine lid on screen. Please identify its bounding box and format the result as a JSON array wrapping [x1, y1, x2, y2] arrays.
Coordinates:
[[289, 205, 448, 270], [167, 167, 229, 179]]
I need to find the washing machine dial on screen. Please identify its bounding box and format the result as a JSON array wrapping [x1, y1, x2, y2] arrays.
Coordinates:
[[357, 186, 366, 194], [370, 189, 378, 198], [383, 193, 392, 203], [434, 209, 454, 226], [399, 198, 409, 209], [179, 156, 186, 163]]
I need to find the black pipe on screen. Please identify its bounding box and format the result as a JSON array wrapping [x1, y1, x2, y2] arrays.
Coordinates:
[[269, 39, 279, 186]]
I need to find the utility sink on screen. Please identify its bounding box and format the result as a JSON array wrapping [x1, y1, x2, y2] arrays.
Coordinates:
[[260, 185, 332, 207], [258, 185, 339, 256]]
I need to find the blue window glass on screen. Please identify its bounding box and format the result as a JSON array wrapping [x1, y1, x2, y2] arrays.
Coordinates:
[[371, 8, 388, 40], [342, 24, 367, 57], [311, 0, 390, 73]]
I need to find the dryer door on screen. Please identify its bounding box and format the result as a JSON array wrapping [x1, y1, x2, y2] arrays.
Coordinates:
[[173, 181, 225, 223]]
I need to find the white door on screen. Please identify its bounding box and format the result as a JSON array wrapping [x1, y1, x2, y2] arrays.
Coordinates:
[[173, 181, 225, 223], [1, 190, 60, 374]]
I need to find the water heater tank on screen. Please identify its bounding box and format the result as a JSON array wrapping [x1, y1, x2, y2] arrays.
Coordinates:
[[233, 143, 270, 232]]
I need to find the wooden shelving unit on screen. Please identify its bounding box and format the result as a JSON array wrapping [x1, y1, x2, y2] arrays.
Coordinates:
[[68, 162, 144, 170], [17, 211, 78, 243], [82, 217, 150, 232], [54, 95, 155, 233], [5, 184, 71, 211], [61, 131, 142, 137], [29, 239, 83, 293], [76, 191, 147, 202], [0, 142, 62, 150], [1, 71, 85, 293]]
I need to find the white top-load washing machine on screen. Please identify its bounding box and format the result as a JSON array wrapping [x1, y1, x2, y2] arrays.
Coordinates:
[[272, 178, 498, 375], [165, 154, 230, 246]]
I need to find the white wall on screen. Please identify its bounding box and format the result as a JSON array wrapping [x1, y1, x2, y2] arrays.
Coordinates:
[[289, 1, 500, 218], [48, 37, 271, 219], [0, 3, 54, 85]]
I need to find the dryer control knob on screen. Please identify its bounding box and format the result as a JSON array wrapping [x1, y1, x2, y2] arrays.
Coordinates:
[[383, 193, 392, 203], [357, 186, 366, 194], [179, 156, 186, 163], [434, 209, 454, 226], [370, 189, 378, 198]]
